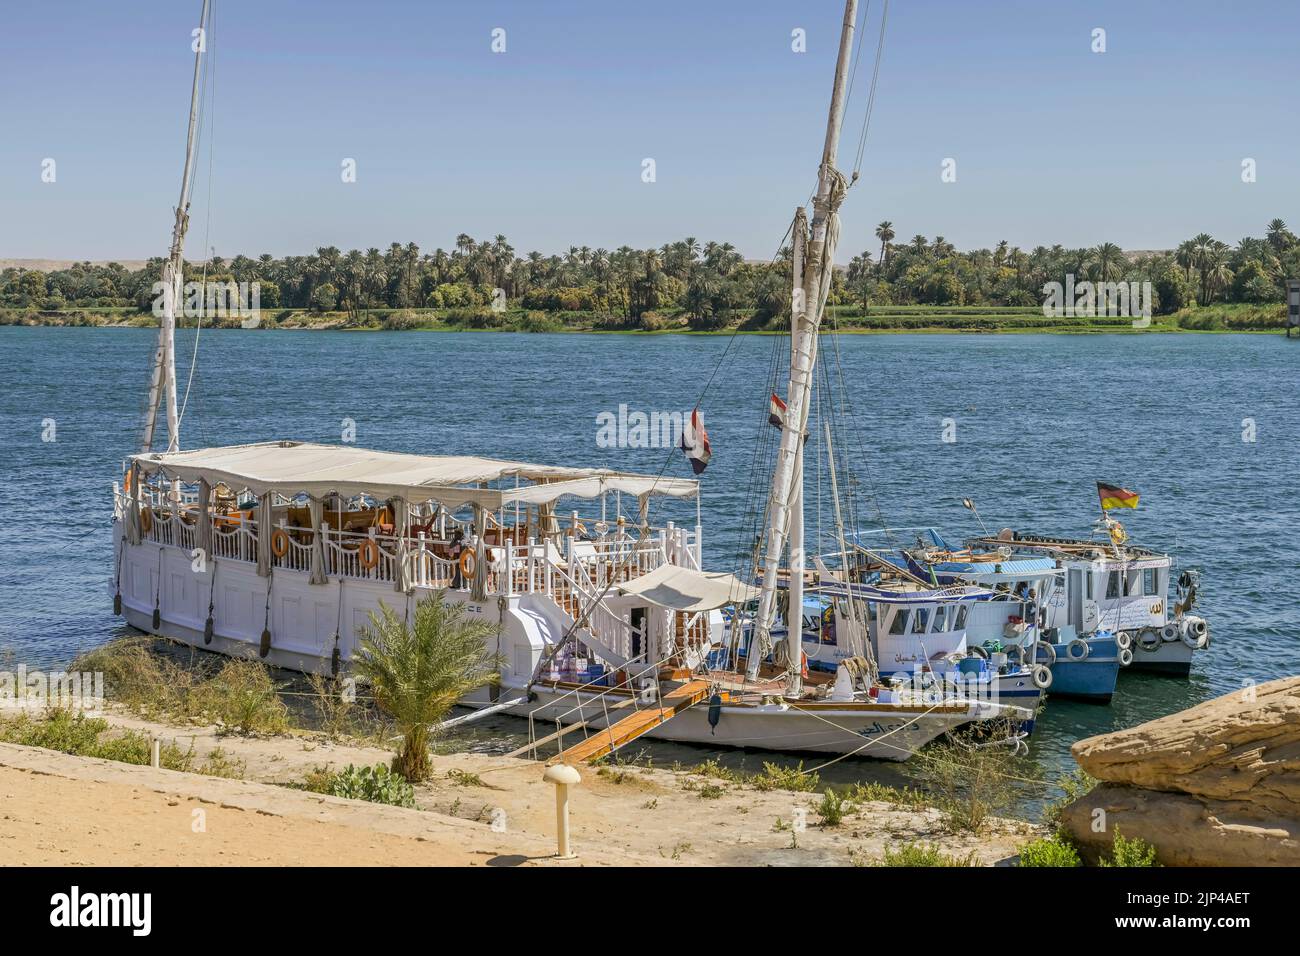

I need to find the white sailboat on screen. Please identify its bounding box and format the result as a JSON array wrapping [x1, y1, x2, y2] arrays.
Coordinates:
[[112, 0, 1029, 762]]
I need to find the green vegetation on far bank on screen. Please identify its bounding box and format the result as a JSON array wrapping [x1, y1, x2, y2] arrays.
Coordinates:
[[4, 219, 1298, 335], [1, 300, 1288, 334]]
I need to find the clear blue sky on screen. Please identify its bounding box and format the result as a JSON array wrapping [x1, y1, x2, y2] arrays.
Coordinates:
[[2, 0, 1296, 262]]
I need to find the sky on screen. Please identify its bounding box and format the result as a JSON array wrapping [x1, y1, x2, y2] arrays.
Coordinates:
[[1, 0, 1297, 263]]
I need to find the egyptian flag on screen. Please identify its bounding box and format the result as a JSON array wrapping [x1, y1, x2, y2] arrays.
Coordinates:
[[768, 392, 787, 429], [680, 407, 712, 474], [1097, 481, 1139, 510]]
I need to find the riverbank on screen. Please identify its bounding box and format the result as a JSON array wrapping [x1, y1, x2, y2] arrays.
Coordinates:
[[0, 705, 1041, 866], [1, 302, 1287, 334]]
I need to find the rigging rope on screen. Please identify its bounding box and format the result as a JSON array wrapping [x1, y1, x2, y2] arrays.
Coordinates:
[[178, 0, 218, 434]]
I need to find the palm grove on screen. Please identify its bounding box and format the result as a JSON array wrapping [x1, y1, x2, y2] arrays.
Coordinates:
[[4, 220, 1297, 329]]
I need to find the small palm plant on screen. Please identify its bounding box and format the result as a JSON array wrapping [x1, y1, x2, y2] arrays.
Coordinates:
[[353, 592, 503, 782]]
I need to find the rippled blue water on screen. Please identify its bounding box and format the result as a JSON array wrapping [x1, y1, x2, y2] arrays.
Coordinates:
[[2, 327, 1297, 800]]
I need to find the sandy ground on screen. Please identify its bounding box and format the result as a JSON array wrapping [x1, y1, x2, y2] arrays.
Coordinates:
[[0, 709, 1040, 867]]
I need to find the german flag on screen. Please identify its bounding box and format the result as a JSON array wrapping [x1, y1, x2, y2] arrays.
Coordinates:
[[1097, 481, 1139, 510]]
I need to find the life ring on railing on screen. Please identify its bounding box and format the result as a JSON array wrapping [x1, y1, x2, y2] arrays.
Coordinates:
[[271, 528, 290, 559], [139, 506, 153, 534], [458, 549, 477, 580], [358, 538, 380, 570]]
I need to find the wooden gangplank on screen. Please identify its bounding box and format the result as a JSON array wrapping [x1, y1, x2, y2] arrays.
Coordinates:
[[552, 679, 713, 765]]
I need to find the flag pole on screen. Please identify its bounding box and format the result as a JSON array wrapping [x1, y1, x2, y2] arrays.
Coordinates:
[[961, 498, 989, 536]]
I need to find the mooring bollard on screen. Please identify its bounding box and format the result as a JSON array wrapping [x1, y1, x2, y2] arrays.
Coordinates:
[[542, 763, 581, 859], [150, 737, 160, 769]]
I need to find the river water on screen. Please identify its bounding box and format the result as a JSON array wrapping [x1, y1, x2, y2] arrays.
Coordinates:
[[3, 327, 1296, 810]]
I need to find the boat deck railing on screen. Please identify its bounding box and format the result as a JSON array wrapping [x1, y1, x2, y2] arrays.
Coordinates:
[[115, 488, 700, 593]]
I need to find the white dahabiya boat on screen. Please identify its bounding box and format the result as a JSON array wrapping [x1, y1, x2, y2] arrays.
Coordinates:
[[110, 0, 1029, 762]]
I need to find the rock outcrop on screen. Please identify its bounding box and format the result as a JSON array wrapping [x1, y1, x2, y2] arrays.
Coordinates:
[[1060, 676, 1300, 866]]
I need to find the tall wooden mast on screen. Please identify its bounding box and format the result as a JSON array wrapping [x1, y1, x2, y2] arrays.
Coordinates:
[[140, 0, 211, 454], [748, 0, 858, 690]]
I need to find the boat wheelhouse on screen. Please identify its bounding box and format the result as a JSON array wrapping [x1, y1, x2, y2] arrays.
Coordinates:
[[965, 530, 1209, 677]]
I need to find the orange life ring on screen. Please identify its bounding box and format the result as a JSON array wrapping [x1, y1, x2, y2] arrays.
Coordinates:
[[271, 528, 290, 558], [458, 549, 477, 579], [358, 538, 380, 570], [139, 506, 153, 534]]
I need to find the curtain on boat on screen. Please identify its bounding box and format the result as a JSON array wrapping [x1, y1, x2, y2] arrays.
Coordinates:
[[127, 462, 142, 545], [471, 503, 487, 601], [309, 496, 326, 585], [196, 477, 212, 562], [256, 493, 273, 577], [389, 496, 410, 593]]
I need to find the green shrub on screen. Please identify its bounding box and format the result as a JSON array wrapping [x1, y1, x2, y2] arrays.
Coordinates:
[[879, 842, 978, 867], [1101, 830, 1160, 867], [323, 764, 417, 808], [1018, 833, 1082, 867], [0, 709, 193, 770], [816, 788, 852, 826], [750, 761, 819, 793], [382, 309, 425, 330]]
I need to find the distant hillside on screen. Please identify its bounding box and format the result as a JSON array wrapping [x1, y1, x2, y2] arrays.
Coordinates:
[[0, 259, 151, 272]]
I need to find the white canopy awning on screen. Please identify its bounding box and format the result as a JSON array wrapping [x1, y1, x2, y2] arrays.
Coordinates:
[[130, 441, 698, 509], [615, 564, 757, 612]]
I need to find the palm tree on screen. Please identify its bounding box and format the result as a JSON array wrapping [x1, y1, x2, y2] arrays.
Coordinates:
[[353, 593, 503, 782], [1266, 219, 1295, 252], [874, 221, 894, 275], [1090, 242, 1123, 283]]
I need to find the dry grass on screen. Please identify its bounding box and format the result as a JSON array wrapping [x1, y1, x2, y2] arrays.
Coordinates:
[[71, 638, 288, 735]]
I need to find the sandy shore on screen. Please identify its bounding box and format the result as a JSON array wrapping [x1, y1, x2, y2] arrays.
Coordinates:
[[0, 710, 1040, 866]]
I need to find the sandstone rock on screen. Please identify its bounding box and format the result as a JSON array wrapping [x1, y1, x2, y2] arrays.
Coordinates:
[[1060, 783, 1300, 866], [1061, 676, 1300, 865]]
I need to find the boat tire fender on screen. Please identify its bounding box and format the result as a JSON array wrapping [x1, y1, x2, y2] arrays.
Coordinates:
[[1031, 664, 1053, 690], [1066, 638, 1090, 661]]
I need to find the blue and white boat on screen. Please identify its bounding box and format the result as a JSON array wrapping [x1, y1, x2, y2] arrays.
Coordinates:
[[964, 529, 1210, 678], [728, 579, 1044, 730], [875, 530, 1123, 702]]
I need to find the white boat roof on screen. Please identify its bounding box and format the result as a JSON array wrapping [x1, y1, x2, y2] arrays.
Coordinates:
[[129, 441, 699, 509], [615, 564, 757, 611]]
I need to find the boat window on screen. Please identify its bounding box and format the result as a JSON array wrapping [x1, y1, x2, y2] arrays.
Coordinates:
[[1143, 568, 1156, 595], [955, 605, 969, 630], [1106, 571, 1120, 599], [1085, 572, 1094, 600], [802, 614, 819, 634], [889, 609, 910, 635], [932, 606, 951, 632], [912, 608, 930, 634]]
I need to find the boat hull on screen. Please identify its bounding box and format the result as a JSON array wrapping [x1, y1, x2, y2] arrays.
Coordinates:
[[464, 683, 1015, 761], [1126, 637, 1194, 676], [1044, 635, 1120, 703]]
